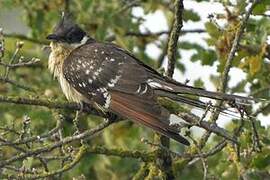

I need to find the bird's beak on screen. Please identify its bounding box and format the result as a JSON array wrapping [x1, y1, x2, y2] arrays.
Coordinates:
[[46, 34, 59, 41]]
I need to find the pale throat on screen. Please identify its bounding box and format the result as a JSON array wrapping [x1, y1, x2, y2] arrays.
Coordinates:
[[48, 35, 89, 77], [48, 42, 73, 77]]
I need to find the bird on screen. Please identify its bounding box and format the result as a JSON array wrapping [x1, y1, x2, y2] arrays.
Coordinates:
[[46, 13, 252, 146]]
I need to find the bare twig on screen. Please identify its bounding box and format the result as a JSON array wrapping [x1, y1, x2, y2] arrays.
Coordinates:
[[178, 112, 237, 144], [106, 29, 205, 42], [158, 98, 238, 143], [3, 33, 48, 45], [0, 116, 63, 146], [0, 58, 40, 68], [23, 145, 87, 179], [4, 41, 23, 78], [0, 77, 35, 91]]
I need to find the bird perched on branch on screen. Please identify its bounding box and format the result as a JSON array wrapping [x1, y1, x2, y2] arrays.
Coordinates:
[[46, 13, 252, 146]]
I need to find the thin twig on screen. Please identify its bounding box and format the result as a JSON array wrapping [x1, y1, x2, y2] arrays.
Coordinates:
[[106, 29, 205, 41], [4, 42, 22, 78], [0, 77, 35, 92], [178, 112, 237, 144], [24, 145, 87, 179], [3, 33, 48, 45], [0, 116, 62, 146], [0, 58, 40, 68], [0, 120, 112, 168]]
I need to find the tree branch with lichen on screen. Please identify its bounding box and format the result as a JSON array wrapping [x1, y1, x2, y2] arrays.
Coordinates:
[[198, 0, 260, 149]]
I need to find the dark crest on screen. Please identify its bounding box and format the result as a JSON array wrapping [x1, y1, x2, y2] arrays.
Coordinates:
[[46, 12, 86, 44]]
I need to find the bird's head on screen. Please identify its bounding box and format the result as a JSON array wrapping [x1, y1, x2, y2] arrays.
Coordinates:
[[46, 13, 93, 76], [46, 13, 90, 48]]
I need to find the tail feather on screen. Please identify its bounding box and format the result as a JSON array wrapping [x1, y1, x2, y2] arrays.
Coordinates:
[[155, 90, 245, 119], [152, 79, 254, 104], [109, 91, 190, 145], [155, 90, 208, 109]]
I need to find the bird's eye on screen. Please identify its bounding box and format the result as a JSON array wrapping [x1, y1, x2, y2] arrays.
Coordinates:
[[66, 27, 85, 43]]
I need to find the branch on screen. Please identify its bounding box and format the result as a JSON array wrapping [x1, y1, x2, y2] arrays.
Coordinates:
[[166, 0, 184, 77], [0, 58, 41, 68], [0, 120, 112, 168], [22, 145, 87, 179], [220, 1, 260, 92], [126, 29, 205, 38], [178, 112, 237, 143], [0, 116, 62, 146], [18, 145, 154, 179], [3, 33, 48, 45], [87, 146, 154, 162], [106, 29, 205, 42], [0, 95, 104, 117], [0, 77, 35, 92], [158, 98, 237, 143], [142, 137, 227, 159], [199, 0, 260, 148]]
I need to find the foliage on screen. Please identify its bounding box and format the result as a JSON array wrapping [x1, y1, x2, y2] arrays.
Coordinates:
[[0, 0, 269, 179]]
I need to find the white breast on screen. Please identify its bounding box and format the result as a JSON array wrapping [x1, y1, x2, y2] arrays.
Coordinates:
[[48, 42, 85, 103]]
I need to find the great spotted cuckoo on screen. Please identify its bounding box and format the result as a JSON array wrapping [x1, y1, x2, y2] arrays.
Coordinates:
[[46, 14, 252, 146]]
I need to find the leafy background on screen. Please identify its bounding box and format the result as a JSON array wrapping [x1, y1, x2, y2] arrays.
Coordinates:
[[0, 0, 269, 179]]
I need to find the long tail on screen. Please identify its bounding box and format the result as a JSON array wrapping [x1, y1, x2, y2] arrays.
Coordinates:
[[151, 78, 254, 105], [155, 90, 245, 119], [109, 91, 190, 145]]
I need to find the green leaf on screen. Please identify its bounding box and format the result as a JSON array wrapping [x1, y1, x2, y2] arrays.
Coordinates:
[[191, 49, 217, 65], [176, 61, 186, 73], [205, 22, 222, 39], [183, 10, 200, 22], [251, 151, 270, 169], [253, 4, 267, 15], [248, 55, 262, 76], [230, 80, 247, 93], [261, 136, 270, 145], [194, 78, 204, 88]]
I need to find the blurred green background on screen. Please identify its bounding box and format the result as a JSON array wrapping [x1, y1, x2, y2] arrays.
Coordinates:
[[0, 0, 270, 179]]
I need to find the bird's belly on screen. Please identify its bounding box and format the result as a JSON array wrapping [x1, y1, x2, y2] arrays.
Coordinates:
[[58, 74, 85, 103]]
